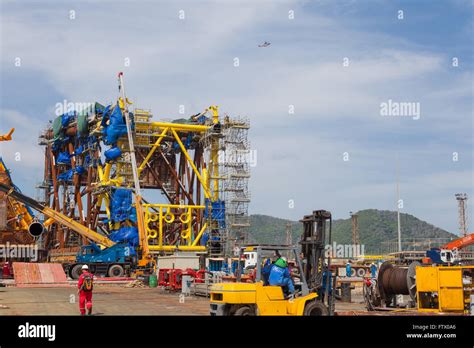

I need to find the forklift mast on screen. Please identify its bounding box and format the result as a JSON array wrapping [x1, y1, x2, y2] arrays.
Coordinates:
[[300, 210, 332, 292]]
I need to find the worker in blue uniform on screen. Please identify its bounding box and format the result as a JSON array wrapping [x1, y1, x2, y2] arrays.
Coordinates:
[[261, 258, 272, 285], [262, 250, 281, 285], [370, 262, 377, 278], [268, 257, 295, 296], [346, 262, 352, 277], [320, 265, 332, 302]]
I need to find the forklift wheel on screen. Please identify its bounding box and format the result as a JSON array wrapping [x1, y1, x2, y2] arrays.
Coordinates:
[[303, 301, 329, 316], [233, 306, 254, 316]]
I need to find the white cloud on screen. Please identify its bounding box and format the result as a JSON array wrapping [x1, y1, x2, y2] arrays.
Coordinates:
[[1, 1, 472, 234]]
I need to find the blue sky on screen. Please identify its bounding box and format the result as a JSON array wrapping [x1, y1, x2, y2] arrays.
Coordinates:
[[0, 0, 472, 236]]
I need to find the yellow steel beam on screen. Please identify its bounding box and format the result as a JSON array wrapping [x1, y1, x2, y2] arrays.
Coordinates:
[[137, 127, 168, 175], [159, 208, 163, 247], [148, 245, 207, 252], [134, 195, 149, 256], [43, 207, 115, 248], [104, 162, 112, 179], [171, 129, 210, 198], [192, 223, 208, 247], [142, 203, 205, 209], [150, 122, 210, 133]]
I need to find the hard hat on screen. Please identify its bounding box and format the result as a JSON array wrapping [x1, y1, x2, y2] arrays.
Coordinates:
[[81, 265, 89, 270], [275, 258, 288, 268]]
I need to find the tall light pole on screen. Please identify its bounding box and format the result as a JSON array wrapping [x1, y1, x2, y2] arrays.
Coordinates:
[[455, 193, 468, 236], [350, 211, 360, 246], [396, 155, 401, 252]]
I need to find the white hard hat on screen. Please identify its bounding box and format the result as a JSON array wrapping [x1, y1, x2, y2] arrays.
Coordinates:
[[81, 265, 89, 270]]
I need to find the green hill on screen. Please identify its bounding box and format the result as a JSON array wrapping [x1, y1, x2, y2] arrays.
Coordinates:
[[249, 209, 457, 254]]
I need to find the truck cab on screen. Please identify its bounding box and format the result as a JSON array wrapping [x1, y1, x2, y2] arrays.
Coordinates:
[[68, 243, 136, 279], [243, 251, 258, 269]]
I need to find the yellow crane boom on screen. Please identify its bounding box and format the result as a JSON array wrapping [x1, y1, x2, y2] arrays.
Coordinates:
[[0, 183, 115, 248]]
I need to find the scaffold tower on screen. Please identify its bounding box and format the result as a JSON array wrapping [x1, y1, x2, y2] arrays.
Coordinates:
[[222, 116, 251, 255]]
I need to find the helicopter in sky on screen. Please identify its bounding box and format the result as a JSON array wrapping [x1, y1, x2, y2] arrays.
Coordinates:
[[258, 41, 271, 47]]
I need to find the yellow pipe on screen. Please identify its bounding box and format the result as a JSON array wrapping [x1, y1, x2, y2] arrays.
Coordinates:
[[172, 128, 210, 198], [191, 223, 208, 247], [148, 245, 207, 251], [43, 207, 115, 248], [159, 207, 163, 247], [134, 195, 149, 256], [97, 165, 104, 181], [151, 122, 210, 132], [43, 217, 56, 227], [138, 127, 168, 174], [186, 207, 192, 243], [104, 162, 112, 179], [203, 167, 208, 192], [143, 203, 205, 209], [19, 218, 28, 230]]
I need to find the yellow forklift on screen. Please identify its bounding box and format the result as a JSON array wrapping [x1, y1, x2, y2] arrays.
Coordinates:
[[210, 210, 334, 316]]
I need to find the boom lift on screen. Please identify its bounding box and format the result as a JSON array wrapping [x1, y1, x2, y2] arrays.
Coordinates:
[[426, 232, 474, 264], [0, 128, 37, 244], [0, 183, 154, 278]]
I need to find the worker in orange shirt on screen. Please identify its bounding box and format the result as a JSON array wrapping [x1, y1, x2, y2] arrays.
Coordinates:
[[77, 265, 94, 315]]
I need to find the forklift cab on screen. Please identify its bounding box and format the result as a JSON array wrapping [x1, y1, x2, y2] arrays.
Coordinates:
[[210, 244, 324, 315], [235, 245, 310, 298], [210, 209, 333, 316]]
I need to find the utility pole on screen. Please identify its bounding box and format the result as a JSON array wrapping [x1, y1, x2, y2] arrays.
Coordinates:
[[396, 155, 402, 252], [455, 193, 468, 236], [350, 212, 360, 246]]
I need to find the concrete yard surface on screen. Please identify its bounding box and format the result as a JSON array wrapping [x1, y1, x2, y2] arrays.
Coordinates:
[[0, 286, 210, 315], [0, 284, 370, 315]]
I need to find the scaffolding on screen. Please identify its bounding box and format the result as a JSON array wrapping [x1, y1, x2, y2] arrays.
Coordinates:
[[455, 193, 468, 236], [36, 79, 249, 259], [221, 116, 251, 255]]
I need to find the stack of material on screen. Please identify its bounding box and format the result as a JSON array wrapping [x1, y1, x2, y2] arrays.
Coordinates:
[[124, 279, 146, 288], [13, 262, 69, 288]]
